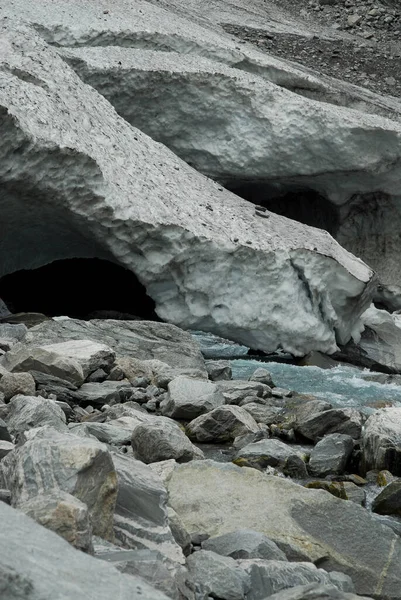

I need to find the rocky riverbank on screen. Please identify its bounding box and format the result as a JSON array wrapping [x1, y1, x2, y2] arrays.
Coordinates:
[[1, 316, 401, 599]]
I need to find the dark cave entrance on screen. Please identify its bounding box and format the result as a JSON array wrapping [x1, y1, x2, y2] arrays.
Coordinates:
[[0, 258, 159, 321], [228, 183, 340, 236]]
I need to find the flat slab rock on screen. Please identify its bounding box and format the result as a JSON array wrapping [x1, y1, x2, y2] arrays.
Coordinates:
[[166, 460, 401, 599]]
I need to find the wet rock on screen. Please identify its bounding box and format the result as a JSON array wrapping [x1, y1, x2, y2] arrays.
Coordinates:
[[187, 405, 260, 443], [0, 500, 170, 600], [167, 460, 401, 596], [249, 368, 274, 387], [161, 377, 225, 420], [201, 530, 287, 561], [131, 417, 204, 463], [283, 455, 309, 479], [0, 371, 36, 401], [18, 490, 93, 553], [206, 360, 232, 381], [6, 395, 67, 437], [234, 439, 307, 471], [372, 481, 401, 517], [185, 550, 250, 600], [362, 407, 401, 474], [308, 434, 354, 477], [2, 429, 117, 540]]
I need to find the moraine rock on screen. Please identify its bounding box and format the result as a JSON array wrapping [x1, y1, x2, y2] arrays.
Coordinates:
[[249, 368, 275, 387], [372, 481, 401, 517], [295, 408, 362, 442], [161, 377, 225, 420], [267, 583, 373, 600], [5, 395, 67, 437], [75, 381, 133, 406], [69, 421, 134, 446], [241, 403, 284, 425], [0, 417, 12, 442], [206, 360, 232, 382], [131, 417, 204, 463], [39, 339, 116, 378], [167, 506, 192, 556], [2, 428, 117, 540], [167, 460, 401, 598], [234, 439, 307, 471], [0, 371, 36, 400], [216, 381, 272, 405], [112, 453, 184, 563], [24, 319, 207, 380], [0, 500, 170, 600], [239, 560, 354, 599], [185, 550, 250, 600], [0, 440, 14, 460], [0, 21, 375, 357], [1, 344, 84, 386], [308, 434, 354, 477], [362, 408, 401, 475], [18, 490, 93, 553], [201, 530, 287, 561], [186, 405, 260, 443]]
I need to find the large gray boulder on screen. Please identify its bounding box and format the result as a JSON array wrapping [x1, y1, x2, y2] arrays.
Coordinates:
[[216, 381, 272, 405], [75, 381, 133, 405], [162, 377, 225, 420], [131, 417, 204, 463], [295, 408, 362, 442], [186, 405, 260, 443], [234, 439, 307, 470], [0, 371, 36, 401], [6, 395, 67, 437], [372, 481, 401, 517], [167, 460, 401, 598], [112, 453, 184, 563], [201, 530, 287, 561], [0, 500, 169, 600], [185, 550, 250, 600], [25, 320, 207, 380], [239, 560, 354, 599], [40, 339, 116, 378], [362, 408, 401, 475], [1, 344, 84, 386], [2, 429, 117, 540], [0, 20, 375, 357], [308, 434, 354, 477]]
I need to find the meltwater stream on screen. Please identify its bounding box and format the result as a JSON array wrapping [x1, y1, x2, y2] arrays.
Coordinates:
[[191, 331, 401, 411]]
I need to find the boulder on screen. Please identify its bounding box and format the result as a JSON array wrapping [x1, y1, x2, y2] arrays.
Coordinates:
[[0, 440, 15, 460], [167, 460, 401, 597], [2, 429, 117, 540], [295, 409, 362, 442], [249, 368, 275, 387], [112, 453, 184, 563], [131, 417, 204, 463], [0, 417, 12, 442], [185, 550, 250, 600], [40, 340, 116, 378], [308, 434, 354, 477], [18, 490, 93, 553], [216, 381, 272, 405], [362, 408, 401, 475], [372, 481, 401, 517], [268, 583, 373, 600], [186, 405, 260, 443], [1, 344, 84, 386], [234, 439, 307, 470], [69, 421, 133, 446], [25, 320, 207, 380], [161, 377, 225, 420], [206, 360, 232, 382], [239, 560, 353, 599], [168, 506, 192, 555], [242, 403, 284, 425], [5, 395, 67, 437], [0, 371, 36, 401], [201, 530, 287, 561], [0, 500, 170, 600], [75, 381, 133, 406], [95, 546, 182, 600]]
